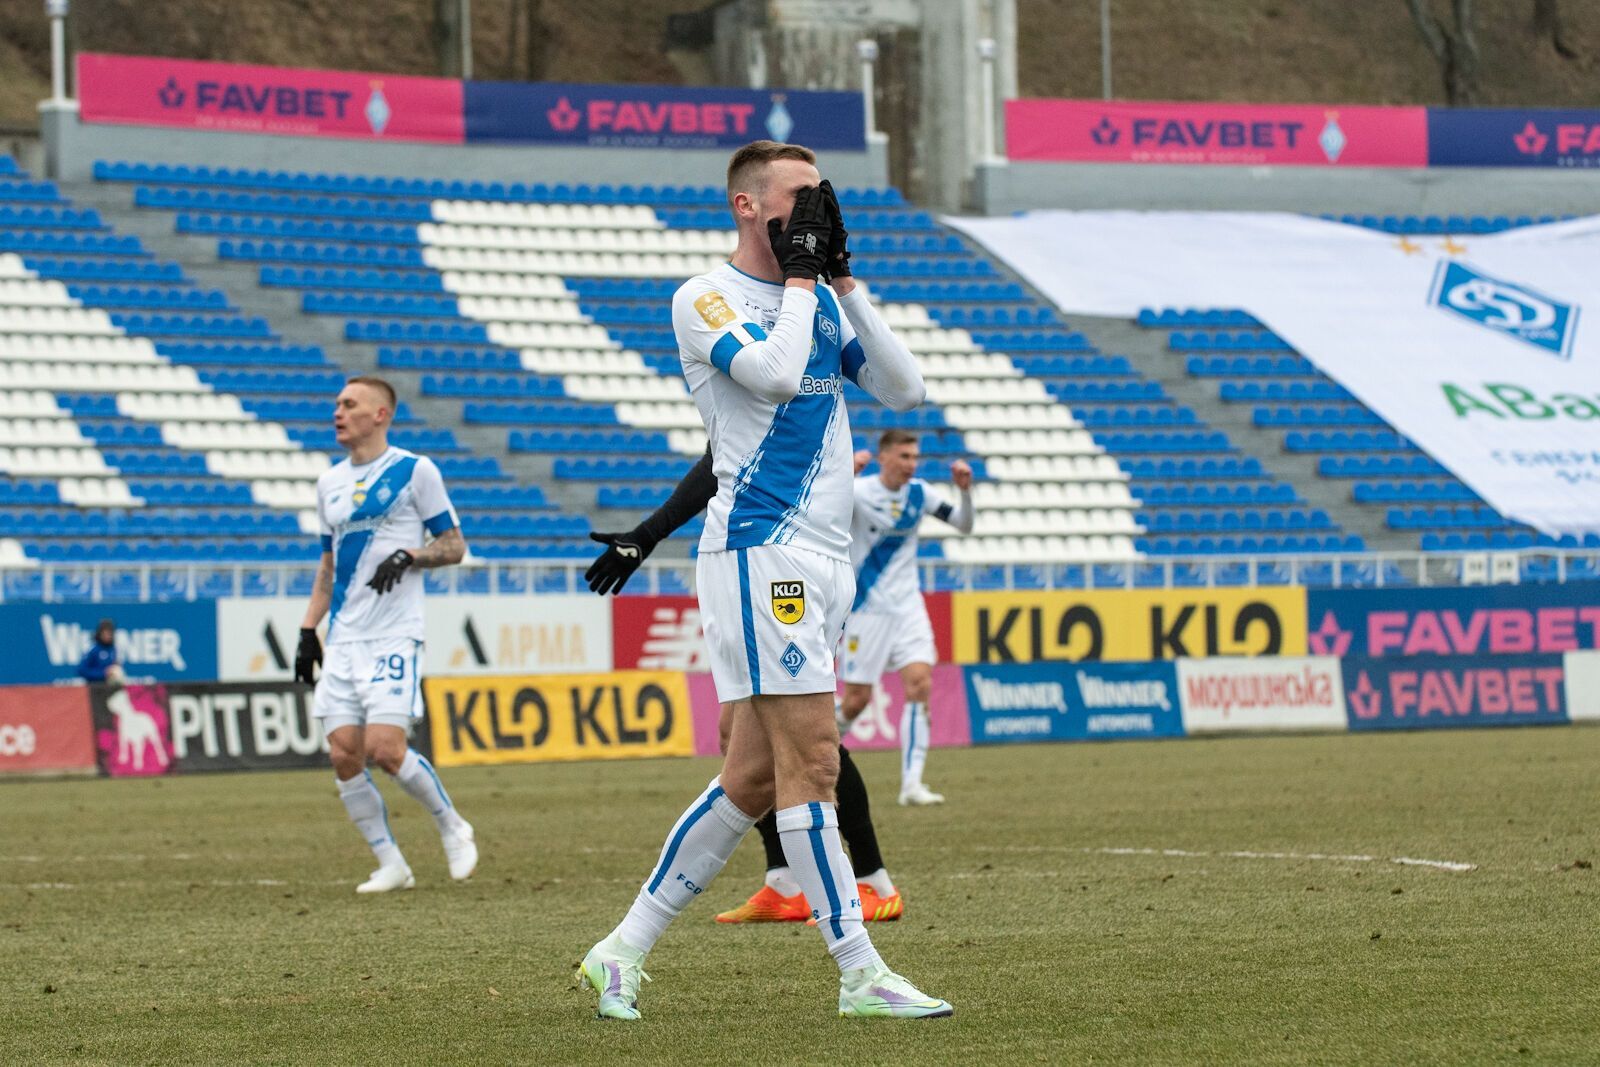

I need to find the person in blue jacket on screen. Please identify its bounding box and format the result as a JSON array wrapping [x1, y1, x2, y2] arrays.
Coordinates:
[[77, 618, 121, 683]]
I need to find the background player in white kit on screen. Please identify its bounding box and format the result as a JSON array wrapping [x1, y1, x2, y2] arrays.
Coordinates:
[[580, 141, 952, 1020], [842, 430, 974, 806], [294, 376, 478, 894]]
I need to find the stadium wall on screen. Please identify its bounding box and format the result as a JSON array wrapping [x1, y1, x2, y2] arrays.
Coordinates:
[[973, 161, 1600, 217], [8, 586, 1600, 777]]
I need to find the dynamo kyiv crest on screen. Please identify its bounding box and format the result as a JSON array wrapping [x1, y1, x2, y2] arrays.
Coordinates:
[[1429, 260, 1579, 360]]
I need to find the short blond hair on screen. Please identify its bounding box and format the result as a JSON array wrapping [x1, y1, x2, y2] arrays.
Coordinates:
[[345, 375, 397, 411], [726, 140, 817, 200]]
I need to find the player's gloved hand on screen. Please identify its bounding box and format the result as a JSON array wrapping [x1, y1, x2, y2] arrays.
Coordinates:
[[819, 179, 851, 282], [294, 627, 322, 685], [367, 549, 414, 594], [585, 529, 656, 596], [766, 184, 831, 282]]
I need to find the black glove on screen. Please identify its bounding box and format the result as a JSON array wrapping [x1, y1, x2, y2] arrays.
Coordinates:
[[585, 529, 656, 596], [766, 184, 831, 282], [819, 179, 851, 282], [294, 627, 321, 685], [367, 549, 414, 594]]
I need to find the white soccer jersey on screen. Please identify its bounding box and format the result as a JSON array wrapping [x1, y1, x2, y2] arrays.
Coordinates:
[[674, 263, 859, 562], [849, 475, 962, 615], [316, 446, 458, 645]]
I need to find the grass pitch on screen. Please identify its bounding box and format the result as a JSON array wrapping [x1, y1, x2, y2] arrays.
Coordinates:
[[5, 727, 1600, 1065]]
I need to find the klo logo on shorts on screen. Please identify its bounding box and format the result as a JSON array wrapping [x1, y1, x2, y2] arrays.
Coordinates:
[[1429, 261, 1579, 360], [771, 581, 805, 624]]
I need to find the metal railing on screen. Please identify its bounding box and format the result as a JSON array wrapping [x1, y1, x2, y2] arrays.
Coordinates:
[[1, 549, 1595, 603]]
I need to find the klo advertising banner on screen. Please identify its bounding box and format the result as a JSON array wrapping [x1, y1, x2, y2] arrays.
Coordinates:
[[945, 210, 1600, 535]]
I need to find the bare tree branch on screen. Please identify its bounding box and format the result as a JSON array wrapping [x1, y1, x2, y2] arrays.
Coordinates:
[[1405, 0, 1449, 62], [1532, 0, 1581, 60], [1404, 0, 1480, 105]]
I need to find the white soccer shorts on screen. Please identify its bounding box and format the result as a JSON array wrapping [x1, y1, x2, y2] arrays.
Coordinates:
[[696, 544, 855, 703], [840, 603, 937, 685], [313, 636, 424, 727]]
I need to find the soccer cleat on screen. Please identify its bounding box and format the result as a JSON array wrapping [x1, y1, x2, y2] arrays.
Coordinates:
[[838, 966, 953, 1019], [578, 934, 650, 1021], [898, 784, 945, 806], [355, 862, 415, 894], [714, 884, 810, 923], [807, 883, 902, 926], [442, 820, 478, 881], [859, 883, 903, 922]]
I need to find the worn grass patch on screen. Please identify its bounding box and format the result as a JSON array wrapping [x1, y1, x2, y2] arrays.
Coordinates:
[[4, 727, 1598, 1064]]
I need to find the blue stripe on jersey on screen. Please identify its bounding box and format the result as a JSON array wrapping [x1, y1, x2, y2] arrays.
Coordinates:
[[709, 321, 769, 375], [423, 509, 455, 536], [852, 482, 925, 610], [646, 784, 726, 895], [806, 802, 845, 939], [841, 337, 865, 385], [328, 455, 419, 639], [725, 292, 844, 548], [737, 548, 762, 695]]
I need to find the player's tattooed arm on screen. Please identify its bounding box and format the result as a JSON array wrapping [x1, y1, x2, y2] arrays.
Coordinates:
[[412, 526, 467, 568]]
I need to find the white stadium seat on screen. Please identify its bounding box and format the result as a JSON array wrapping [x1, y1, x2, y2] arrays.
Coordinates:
[[0, 390, 65, 418], [0, 306, 118, 336], [0, 334, 161, 363], [0, 446, 110, 476], [0, 418, 88, 447], [0, 279, 74, 308], [440, 272, 571, 299], [58, 477, 142, 507], [120, 391, 245, 421], [251, 479, 320, 509], [486, 322, 615, 350], [430, 200, 661, 230]]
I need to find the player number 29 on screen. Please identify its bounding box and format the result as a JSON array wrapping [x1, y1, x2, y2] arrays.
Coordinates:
[[370, 654, 406, 682]]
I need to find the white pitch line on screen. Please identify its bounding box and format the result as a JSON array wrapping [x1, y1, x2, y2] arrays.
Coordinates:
[[1081, 845, 1476, 873]]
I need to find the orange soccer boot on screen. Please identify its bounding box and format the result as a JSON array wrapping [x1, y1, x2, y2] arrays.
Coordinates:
[[714, 884, 810, 923]]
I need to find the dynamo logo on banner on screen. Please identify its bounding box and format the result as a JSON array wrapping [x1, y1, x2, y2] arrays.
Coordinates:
[[1428, 261, 1579, 360]]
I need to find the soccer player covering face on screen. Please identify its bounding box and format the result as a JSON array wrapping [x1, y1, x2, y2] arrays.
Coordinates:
[[843, 432, 974, 806], [295, 377, 478, 894], [579, 141, 953, 1020]]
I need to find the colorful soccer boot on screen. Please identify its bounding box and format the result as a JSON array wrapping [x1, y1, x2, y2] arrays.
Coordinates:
[[838, 966, 953, 1019], [578, 933, 650, 1021], [808, 883, 902, 926], [714, 884, 810, 923]]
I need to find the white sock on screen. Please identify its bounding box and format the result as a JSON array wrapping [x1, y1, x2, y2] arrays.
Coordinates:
[[901, 701, 929, 791], [765, 865, 804, 897], [613, 777, 756, 954], [391, 749, 463, 835], [775, 802, 883, 974], [337, 772, 404, 869], [858, 866, 895, 897], [835, 697, 851, 735]]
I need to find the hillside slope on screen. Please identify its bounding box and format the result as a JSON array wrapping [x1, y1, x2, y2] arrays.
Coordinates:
[[1, 1, 1596, 131]]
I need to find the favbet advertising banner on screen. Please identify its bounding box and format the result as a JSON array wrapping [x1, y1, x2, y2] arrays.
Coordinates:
[[1005, 99, 1427, 166], [77, 53, 465, 143], [1342, 654, 1567, 731], [465, 82, 865, 150], [1428, 108, 1600, 168], [946, 210, 1600, 535], [1307, 586, 1600, 660]]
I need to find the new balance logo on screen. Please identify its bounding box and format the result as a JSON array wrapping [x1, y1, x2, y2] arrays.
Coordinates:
[[637, 607, 706, 671]]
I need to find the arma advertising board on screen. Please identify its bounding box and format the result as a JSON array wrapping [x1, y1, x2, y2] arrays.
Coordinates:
[[952, 587, 1307, 665], [77, 53, 465, 142], [424, 595, 612, 676], [423, 670, 694, 767]]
